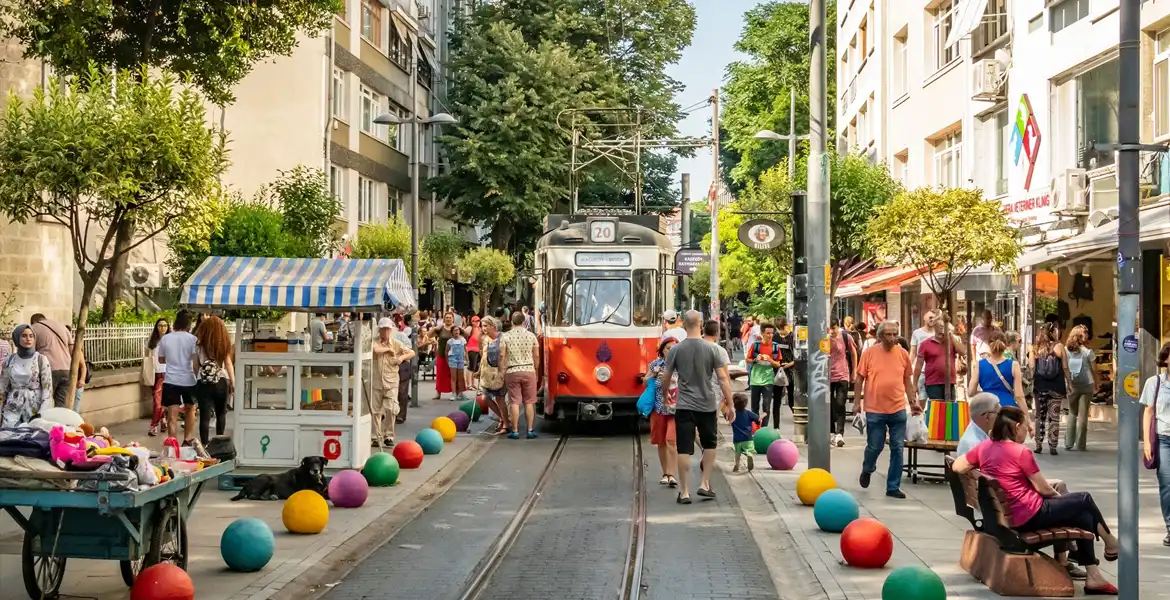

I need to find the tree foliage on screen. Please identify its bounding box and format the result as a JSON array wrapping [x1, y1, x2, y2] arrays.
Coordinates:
[[457, 247, 516, 314], [0, 67, 225, 397], [1, 0, 342, 105], [433, 0, 695, 252], [420, 230, 468, 282], [350, 216, 411, 264], [262, 166, 342, 258], [866, 187, 1022, 304]]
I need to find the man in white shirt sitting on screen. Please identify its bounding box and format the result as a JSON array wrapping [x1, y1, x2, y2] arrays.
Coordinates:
[[957, 392, 1000, 456]]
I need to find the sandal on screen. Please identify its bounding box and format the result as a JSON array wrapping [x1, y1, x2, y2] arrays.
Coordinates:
[[667, 476, 678, 488], [1084, 583, 1118, 595], [659, 475, 671, 485], [1103, 549, 1119, 562], [696, 487, 716, 499], [676, 493, 692, 505]]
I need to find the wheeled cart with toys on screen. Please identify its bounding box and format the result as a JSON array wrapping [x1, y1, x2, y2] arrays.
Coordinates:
[[0, 460, 234, 599]]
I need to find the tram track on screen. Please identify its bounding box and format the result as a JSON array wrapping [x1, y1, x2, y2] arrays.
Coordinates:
[[457, 428, 648, 600]]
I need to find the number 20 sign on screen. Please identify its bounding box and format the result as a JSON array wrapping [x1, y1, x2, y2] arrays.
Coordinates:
[[590, 220, 616, 243]]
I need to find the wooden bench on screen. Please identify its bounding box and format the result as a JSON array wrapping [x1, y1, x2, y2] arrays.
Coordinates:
[[902, 439, 957, 484], [944, 456, 1093, 597]]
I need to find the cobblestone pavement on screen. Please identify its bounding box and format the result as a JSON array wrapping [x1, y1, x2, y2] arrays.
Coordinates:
[[640, 453, 779, 600], [320, 435, 557, 599]]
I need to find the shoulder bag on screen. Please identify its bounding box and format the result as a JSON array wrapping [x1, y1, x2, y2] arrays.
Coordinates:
[[140, 350, 155, 386], [1146, 376, 1162, 470]]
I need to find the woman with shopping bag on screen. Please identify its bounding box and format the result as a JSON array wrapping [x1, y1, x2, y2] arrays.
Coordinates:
[[1142, 341, 1170, 547]]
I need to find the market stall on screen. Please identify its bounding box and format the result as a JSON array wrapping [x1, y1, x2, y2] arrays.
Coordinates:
[[180, 256, 416, 471]]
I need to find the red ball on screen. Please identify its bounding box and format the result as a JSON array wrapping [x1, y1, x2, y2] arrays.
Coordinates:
[[392, 440, 424, 469], [475, 394, 489, 413], [840, 518, 893, 569], [131, 563, 194, 600]]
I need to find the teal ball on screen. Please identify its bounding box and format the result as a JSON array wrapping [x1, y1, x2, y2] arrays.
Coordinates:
[[813, 488, 860, 533], [220, 518, 275, 572], [415, 428, 444, 455]]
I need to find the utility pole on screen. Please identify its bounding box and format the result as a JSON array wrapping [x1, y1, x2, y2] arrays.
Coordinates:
[[1116, 0, 1141, 596], [709, 89, 721, 321], [806, 0, 830, 471], [791, 190, 808, 443], [789, 87, 797, 181], [408, 48, 422, 408], [680, 173, 691, 308]]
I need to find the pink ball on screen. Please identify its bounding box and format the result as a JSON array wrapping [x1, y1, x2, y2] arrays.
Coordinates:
[[767, 439, 799, 470], [447, 410, 471, 432], [327, 469, 369, 508]]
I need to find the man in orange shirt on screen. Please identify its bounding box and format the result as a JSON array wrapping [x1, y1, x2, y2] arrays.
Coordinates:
[[855, 321, 922, 499]]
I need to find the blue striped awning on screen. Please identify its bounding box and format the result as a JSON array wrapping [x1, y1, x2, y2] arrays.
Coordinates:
[[180, 257, 416, 311]]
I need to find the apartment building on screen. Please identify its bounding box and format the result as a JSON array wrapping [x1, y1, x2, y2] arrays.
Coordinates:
[[221, 0, 460, 244]]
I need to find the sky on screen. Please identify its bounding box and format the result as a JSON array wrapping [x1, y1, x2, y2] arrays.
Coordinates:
[[667, 0, 763, 203]]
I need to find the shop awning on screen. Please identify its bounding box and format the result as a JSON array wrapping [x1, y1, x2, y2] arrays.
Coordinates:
[[1048, 202, 1170, 255], [945, 0, 991, 48], [180, 257, 416, 312], [837, 266, 922, 298]]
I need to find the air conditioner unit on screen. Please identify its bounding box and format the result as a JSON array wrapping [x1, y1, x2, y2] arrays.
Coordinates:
[[1051, 168, 1088, 213], [416, 2, 431, 18], [972, 59, 1004, 100], [128, 263, 163, 289]]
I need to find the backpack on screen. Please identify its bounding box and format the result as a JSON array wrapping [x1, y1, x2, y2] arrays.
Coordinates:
[[197, 348, 221, 385], [485, 337, 501, 368], [749, 341, 780, 362], [1036, 351, 1062, 380]]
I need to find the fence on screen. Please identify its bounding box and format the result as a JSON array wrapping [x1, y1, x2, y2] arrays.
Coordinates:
[[0, 323, 235, 369]]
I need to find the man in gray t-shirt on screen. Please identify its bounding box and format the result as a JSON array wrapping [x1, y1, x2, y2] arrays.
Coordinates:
[[661, 310, 733, 504], [310, 314, 330, 353]]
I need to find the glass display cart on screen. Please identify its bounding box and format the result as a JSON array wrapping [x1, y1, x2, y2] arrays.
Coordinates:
[[180, 256, 416, 470]]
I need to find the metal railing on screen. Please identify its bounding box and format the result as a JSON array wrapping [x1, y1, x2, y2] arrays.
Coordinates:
[[0, 323, 237, 369]]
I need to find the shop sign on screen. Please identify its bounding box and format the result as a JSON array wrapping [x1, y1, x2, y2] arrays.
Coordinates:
[[1010, 94, 1041, 190], [674, 248, 706, 275], [737, 219, 785, 250], [1001, 192, 1052, 224]]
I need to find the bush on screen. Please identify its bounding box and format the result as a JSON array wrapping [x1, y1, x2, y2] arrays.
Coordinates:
[[86, 302, 176, 326]]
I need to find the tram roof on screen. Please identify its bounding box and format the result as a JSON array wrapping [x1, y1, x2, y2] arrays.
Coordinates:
[[537, 214, 673, 249]]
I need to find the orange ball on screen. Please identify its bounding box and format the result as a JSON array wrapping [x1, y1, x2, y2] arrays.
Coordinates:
[[131, 563, 194, 600], [840, 518, 894, 569]]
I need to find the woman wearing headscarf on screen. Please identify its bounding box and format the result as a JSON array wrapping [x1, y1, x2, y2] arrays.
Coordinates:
[[0, 325, 53, 427]]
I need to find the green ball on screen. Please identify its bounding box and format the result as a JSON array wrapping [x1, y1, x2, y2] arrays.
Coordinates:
[[362, 452, 400, 487], [881, 565, 947, 600], [753, 427, 783, 454], [459, 400, 483, 422]]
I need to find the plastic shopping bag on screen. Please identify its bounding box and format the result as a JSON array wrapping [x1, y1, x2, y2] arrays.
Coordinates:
[[636, 377, 659, 417], [906, 412, 929, 444]]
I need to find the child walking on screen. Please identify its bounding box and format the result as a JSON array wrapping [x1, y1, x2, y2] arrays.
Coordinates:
[[447, 328, 468, 402], [731, 393, 764, 472]]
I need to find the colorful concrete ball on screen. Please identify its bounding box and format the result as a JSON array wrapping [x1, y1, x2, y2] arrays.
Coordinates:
[[328, 469, 370, 508], [362, 452, 400, 487], [415, 428, 444, 455], [130, 563, 195, 600], [841, 518, 894, 569], [447, 410, 471, 432], [753, 427, 782, 454], [813, 488, 860, 533], [220, 518, 275, 572], [475, 394, 490, 414], [431, 416, 458, 442], [392, 440, 425, 469], [281, 490, 329, 534], [766, 439, 800, 470], [882, 565, 947, 600], [796, 468, 837, 506], [459, 400, 484, 422]]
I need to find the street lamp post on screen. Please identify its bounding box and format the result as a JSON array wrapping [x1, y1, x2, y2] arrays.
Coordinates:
[[374, 111, 458, 408]]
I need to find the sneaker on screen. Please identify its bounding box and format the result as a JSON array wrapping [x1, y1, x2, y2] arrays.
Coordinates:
[[1049, 448, 1059, 456], [836, 434, 845, 448], [526, 430, 538, 439], [383, 438, 394, 448], [148, 425, 158, 437], [1163, 531, 1170, 547], [1066, 563, 1087, 580], [507, 430, 520, 440], [746, 454, 755, 472], [859, 471, 872, 489], [886, 489, 906, 499]]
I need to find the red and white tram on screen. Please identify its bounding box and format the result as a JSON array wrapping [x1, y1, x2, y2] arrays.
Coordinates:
[[534, 214, 676, 421]]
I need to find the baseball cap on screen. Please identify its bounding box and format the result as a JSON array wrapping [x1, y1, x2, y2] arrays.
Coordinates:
[[663, 309, 679, 323], [378, 317, 394, 330]]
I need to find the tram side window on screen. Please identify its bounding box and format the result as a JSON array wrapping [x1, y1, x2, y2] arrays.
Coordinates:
[[632, 269, 658, 326], [545, 269, 574, 326]]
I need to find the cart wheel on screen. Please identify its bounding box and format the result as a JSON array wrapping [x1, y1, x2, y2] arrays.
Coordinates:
[[21, 533, 66, 600], [144, 502, 189, 571], [119, 558, 143, 587]]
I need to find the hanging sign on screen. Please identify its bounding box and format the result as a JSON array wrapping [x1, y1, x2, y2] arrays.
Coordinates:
[[674, 248, 706, 275], [322, 430, 343, 461], [737, 219, 786, 250]]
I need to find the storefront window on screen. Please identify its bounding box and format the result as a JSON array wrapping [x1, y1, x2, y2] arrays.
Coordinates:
[[632, 269, 658, 326], [1077, 59, 1119, 169], [574, 279, 631, 326]]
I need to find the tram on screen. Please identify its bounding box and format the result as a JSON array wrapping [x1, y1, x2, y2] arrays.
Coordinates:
[[534, 213, 677, 421]]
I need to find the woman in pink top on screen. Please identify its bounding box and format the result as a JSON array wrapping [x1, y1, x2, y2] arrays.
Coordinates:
[[952, 406, 1119, 595], [465, 316, 482, 390]]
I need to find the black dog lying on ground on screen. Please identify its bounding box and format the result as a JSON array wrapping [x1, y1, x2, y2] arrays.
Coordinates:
[[231, 456, 329, 501]]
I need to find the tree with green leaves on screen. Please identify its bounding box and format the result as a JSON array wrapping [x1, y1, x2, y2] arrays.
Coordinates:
[[265, 166, 343, 259], [2, 0, 342, 320], [866, 187, 1022, 307], [0, 67, 226, 398], [420, 230, 468, 283], [350, 216, 412, 264], [457, 247, 516, 315]]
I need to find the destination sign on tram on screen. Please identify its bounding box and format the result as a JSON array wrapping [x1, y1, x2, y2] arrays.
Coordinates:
[[575, 252, 631, 267]]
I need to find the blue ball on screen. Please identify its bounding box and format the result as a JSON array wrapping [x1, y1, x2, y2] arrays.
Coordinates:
[[415, 428, 444, 455], [220, 518, 275, 572], [813, 488, 860, 533]]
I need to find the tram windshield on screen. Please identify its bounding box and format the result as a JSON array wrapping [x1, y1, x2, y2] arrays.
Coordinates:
[[569, 279, 631, 326]]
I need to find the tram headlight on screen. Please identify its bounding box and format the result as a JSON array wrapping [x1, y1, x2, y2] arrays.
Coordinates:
[[595, 365, 612, 383]]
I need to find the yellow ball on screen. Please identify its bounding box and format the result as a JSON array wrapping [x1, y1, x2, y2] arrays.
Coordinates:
[[431, 416, 457, 442], [796, 468, 837, 506], [282, 490, 329, 534]]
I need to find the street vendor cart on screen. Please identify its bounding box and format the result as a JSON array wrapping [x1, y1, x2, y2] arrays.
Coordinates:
[[0, 460, 233, 599], [180, 257, 416, 471]]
